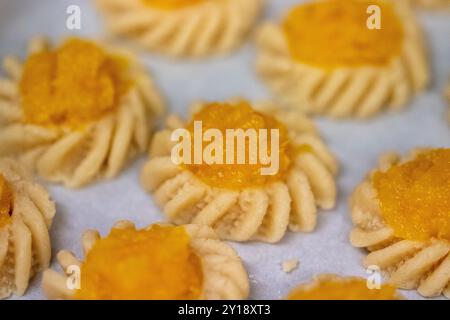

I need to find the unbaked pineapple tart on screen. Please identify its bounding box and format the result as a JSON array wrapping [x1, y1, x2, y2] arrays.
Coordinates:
[[350, 148, 450, 298], [287, 275, 403, 300], [256, 0, 429, 119], [140, 99, 338, 243], [42, 221, 249, 300], [446, 79, 450, 122], [94, 0, 264, 58], [0, 158, 55, 299], [0, 37, 164, 188]]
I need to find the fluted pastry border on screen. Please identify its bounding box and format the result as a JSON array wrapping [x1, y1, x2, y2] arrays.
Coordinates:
[[141, 100, 339, 243], [0, 36, 165, 188], [446, 78, 450, 123], [287, 274, 403, 299], [94, 0, 264, 58], [41, 221, 249, 300], [255, 0, 429, 119], [349, 149, 450, 298], [0, 158, 55, 299]]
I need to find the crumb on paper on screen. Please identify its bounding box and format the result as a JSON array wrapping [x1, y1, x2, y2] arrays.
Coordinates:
[[282, 259, 299, 273]]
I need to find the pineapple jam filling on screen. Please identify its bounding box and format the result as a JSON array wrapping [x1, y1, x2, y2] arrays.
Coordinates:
[[282, 0, 404, 70], [288, 277, 399, 300], [142, 0, 206, 10], [183, 101, 296, 190], [373, 149, 450, 242], [20, 38, 130, 129], [0, 174, 13, 228], [75, 225, 203, 300]]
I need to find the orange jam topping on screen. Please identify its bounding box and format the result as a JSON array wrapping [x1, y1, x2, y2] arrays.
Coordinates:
[[183, 101, 294, 190], [373, 149, 450, 242], [0, 174, 13, 228], [282, 0, 404, 69], [20, 38, 130, 129], [142, 0, 206, 10], [288, 277, 400, 300], [76, 225, 203, 300]]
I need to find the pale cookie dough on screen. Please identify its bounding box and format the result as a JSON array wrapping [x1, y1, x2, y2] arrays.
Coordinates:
[[349, 149, 450, 298], [256, 0, 429, 119], [282, 259, 299, 273], [141, 99, 339, 243], [0, 158, 55, 299]]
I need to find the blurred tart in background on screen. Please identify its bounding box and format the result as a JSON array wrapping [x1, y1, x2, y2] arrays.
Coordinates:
[[42, 221, 249, 300], [256, 0, 429, 119], [349, 148, 450, 298], [0, 37, 165, 188]]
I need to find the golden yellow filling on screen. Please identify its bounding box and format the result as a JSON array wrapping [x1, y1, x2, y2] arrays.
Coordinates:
[[142, 0, 206, 10], [75, 225, 203, 300], [0, 174, 13, 228], [282, 0, 404, 69], [20, 38, 130, 129], [288, 277, 399, 300], [184, 101, 294, 190], [373, 149, 450, 242]]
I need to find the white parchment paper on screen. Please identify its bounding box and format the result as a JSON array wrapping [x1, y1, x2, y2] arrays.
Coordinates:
[[0, 0, 449, 300]]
